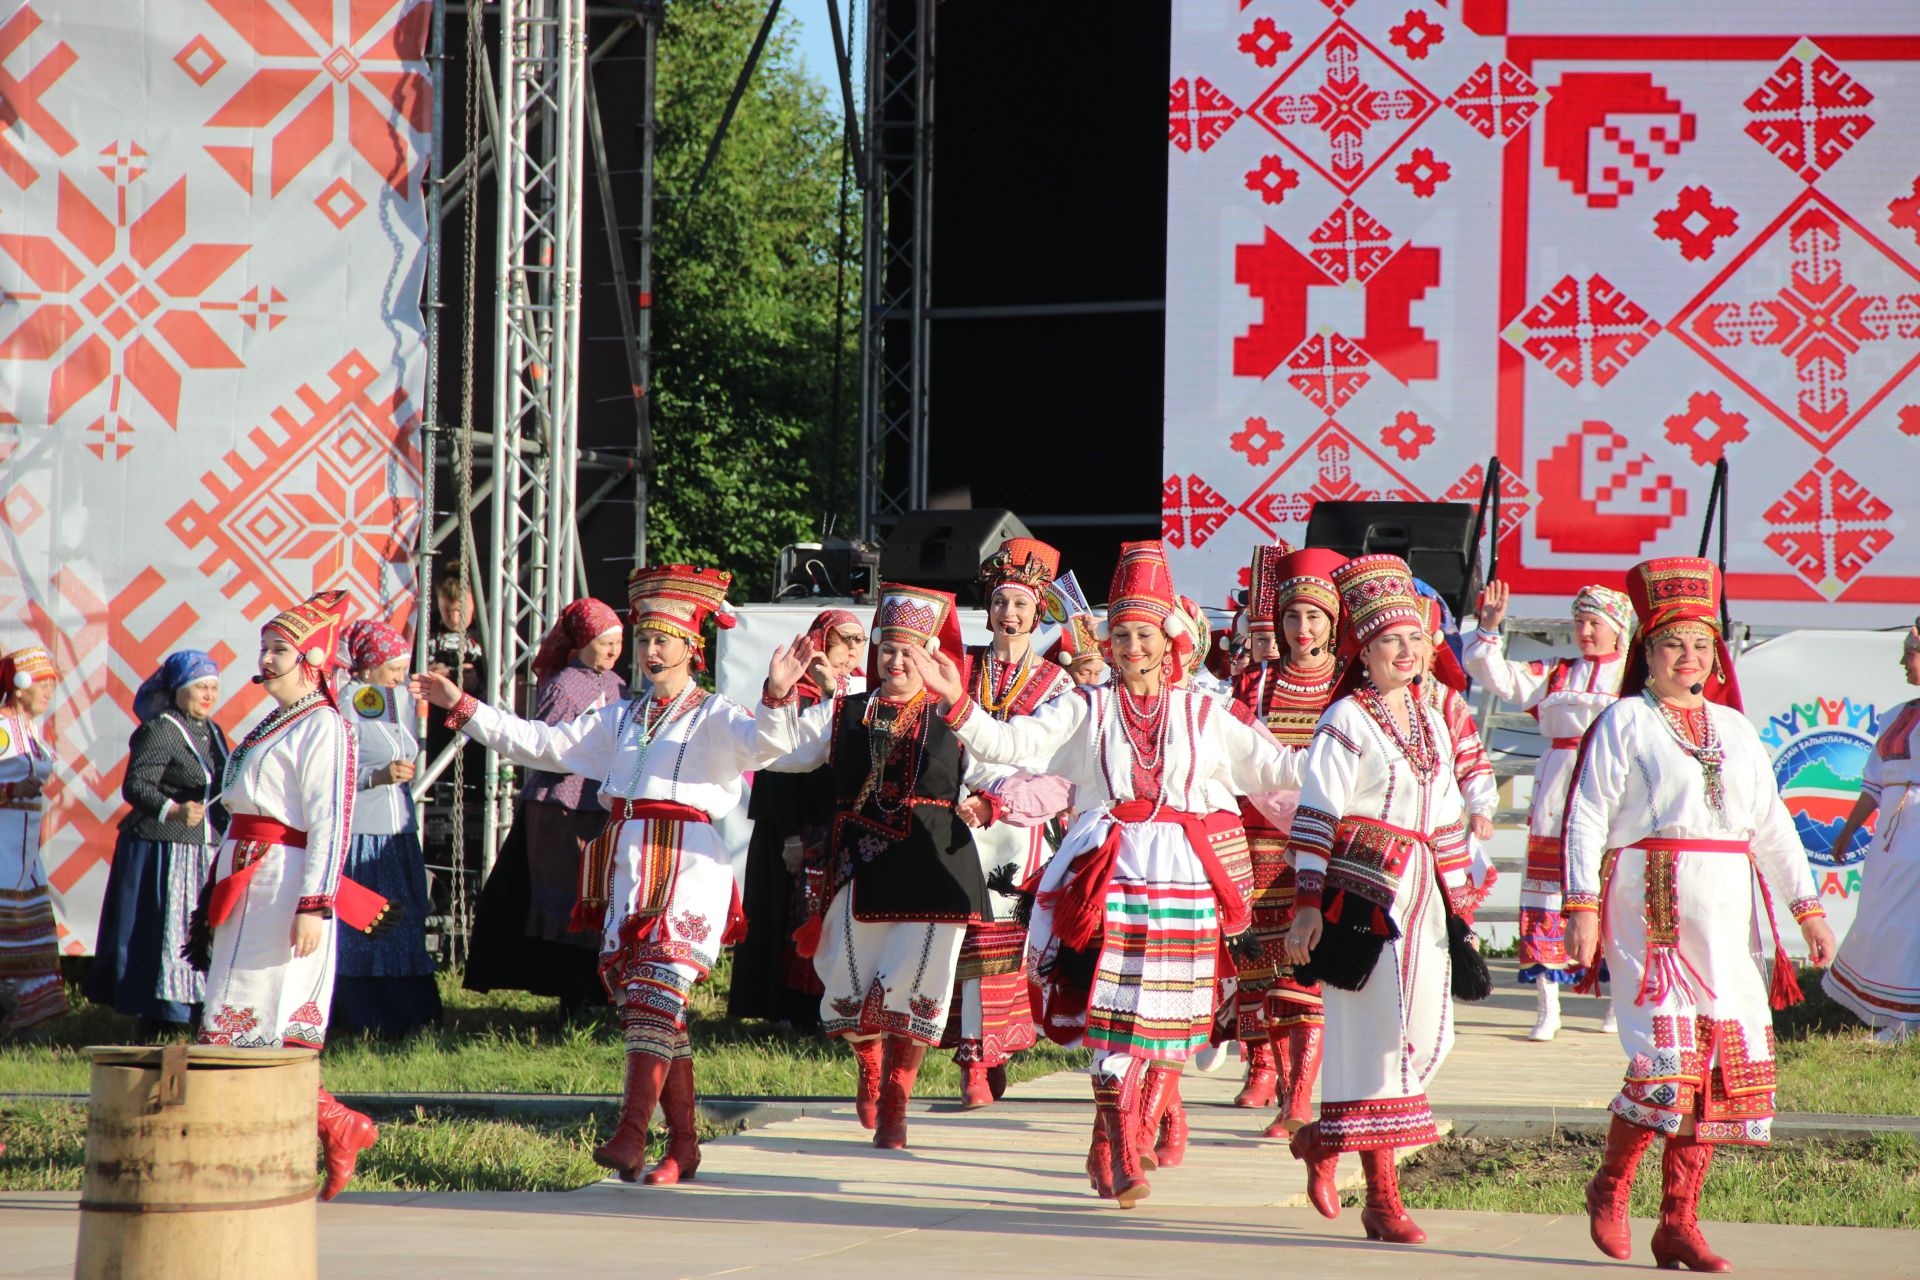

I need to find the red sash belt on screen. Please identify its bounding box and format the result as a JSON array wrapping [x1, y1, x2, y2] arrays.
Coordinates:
[[1550, 737, 1584, 750], [1042, 801, 1251, 954], [208, 816, 389, 934], [607, 797, 712, 826]]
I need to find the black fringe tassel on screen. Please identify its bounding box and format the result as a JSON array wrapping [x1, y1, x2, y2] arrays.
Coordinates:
[[182, 878, 216, 973], [1448, 912, 1493, 1002]]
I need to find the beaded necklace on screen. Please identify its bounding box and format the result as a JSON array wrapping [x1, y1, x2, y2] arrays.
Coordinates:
[[976, 643, 1036, 718], [222, 690, 327, 790], [612, 681, 700, 796], [1355, 682, 1439, 780], [1643, 689, 1726, 814], [1117, 681, 1170, 772], [857, 690, 931, 815]]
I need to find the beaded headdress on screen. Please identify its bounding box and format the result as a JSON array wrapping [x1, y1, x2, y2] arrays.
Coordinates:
[[1572, 584, 1635, 643], [0, 645, 56, 692], [978, 537, 1061, 603], [1620, 557, 1740, 709]]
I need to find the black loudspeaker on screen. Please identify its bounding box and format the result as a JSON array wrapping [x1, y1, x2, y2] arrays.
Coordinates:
[[1305, 501, 1482, 618], [879, 509, 1032, 595]]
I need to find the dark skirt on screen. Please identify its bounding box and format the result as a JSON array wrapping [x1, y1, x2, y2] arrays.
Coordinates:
[[728, 817, 823, 1028], [85, 833, 207, 1025], [464, 801, 606, 1006], [524, 800, 605, 947], [329, 831, 443, 1037]]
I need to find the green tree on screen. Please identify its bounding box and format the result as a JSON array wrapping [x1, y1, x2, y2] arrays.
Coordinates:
[[646, 2, 858, 600]]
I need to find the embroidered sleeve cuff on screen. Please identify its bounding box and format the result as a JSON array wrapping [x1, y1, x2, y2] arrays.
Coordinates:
[[982, 790, 1007, 827], [1466, 629, 1500, 648], [296, 895, 334, 916], [444, 693, 480, 731], [1293, 870, 1324, 912], [760, 681, 797, 710], [943, 697, 975, 730], [1563, 892, 1600, 913], [1790, 896, 1826, 923]]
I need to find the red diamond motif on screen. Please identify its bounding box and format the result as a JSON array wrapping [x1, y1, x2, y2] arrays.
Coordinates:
[[1308, 200, 1394, 285], [1379, 409, 1434, 461], [1447, 61, 1542, 140], [1230, 416, 1286, 468], [1652, 185, 1738, 263], [1663, 391, 1750, 466], [1508, 273, 1661, 388], [1, 482, 45, 532], [1670, 189, 1920, 451], [323, 46, 360, 82], [1247, 22, 1438, 196], [1286, 333, 1372, 413], [1744, 41, 1875, 184], [1170, 77, 1241, 154], [1763, 457, 1894, 599], [316, 178, 368, 229], [1162, 474, 1237, 549], [1238, 422, 1425, 538], [173, 35, 226, 87], [1443, 463, 1531, 542]]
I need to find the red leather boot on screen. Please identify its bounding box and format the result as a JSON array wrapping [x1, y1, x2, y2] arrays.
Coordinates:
[[1234, 1038, 1278, 1108], [1289, 1119, 1341, 1219], [643, 1057, 701, 1185], [1086, 1115, 1115, 1198], [1265, 1023, 1322, 1138], [1585, 1115, 1656, 1260], [1651, 1133, 1732, 1272], [959, 1058, 994, 1110], [1099, 1095, 1150, 1208], [316, 1085, 378, 1201], [986, 1063, 1008, 1100], [594, 1052, 669, 1178], [1134, 1067, 1173, 1172], [873, 1036, 928, 1150], [1359, 1147, 1426, 1244], [850, 1037, 884, 1130], [1154, 1072, 1189, 1169]]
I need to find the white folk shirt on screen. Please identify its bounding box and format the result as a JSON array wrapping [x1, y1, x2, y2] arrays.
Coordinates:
[[0, 709, 53, 890], [1463, 632, 1623, 839]]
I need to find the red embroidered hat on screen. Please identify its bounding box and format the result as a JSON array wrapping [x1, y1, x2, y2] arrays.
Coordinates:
[[626, 565, 735, 666], [1106, 540, 1179, 632], [0, 645, 56, 691], [1046, 613, 1103, 668], [870, 583, 963, 684], [1245, 541, 1296, 635], [1419, 595, 1470, 693], [1331, 554, 1424, 655], [264, 590, 351, 699], [979, 537, 1061, 602], [1620, 556, 1741, 709], [1273, 547, 1347, 628]]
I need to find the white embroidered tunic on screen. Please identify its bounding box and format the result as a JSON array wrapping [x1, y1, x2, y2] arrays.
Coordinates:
[[1825, 701, 1920, 1029]]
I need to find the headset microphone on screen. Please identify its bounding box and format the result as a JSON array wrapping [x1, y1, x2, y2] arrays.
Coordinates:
[[1689, 682, 1705, 696]]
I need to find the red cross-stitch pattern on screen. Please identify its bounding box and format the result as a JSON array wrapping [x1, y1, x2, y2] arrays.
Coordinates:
[[1442, 463, 1531, 543], [1387, 10, 1444, 62], [1239, 424, 1424, 537], [1891, 176, 1920, 249], [1542, 73, 1694, 210], [1394, 146, 1449, 197], [1763, 458, 1894, 599], [1446, 61, 1541, 140], [1308, 199, 1394, 285], [0, 141, 266, 436], [198, 0, 431, 202], [1663, 391, 1749, 466], [1238, 18, 1290, 70], [0, 6, 78, 190], [1244, 154, 1300, 205], [1247, 22, 1436, 195], [1743, 42, 1875, 183], [1162, 474, 1236, 550], [166, 350, 423, 624], [1510, 273, 1661, 389], [1233, 230, 1329, 380], [1652, 185, 1737, 263], [1672, 192, 1920, 450], [1286, 333, 1372, 413], [1379, 410, 1433, 461], [1169, 76, 1240, 154], [1533, 421, 1686, 556], [1229, 416, 1285, 467]]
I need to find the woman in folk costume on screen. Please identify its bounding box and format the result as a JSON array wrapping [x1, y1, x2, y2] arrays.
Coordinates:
[[194, 591, 390, 1199], [1466, 579, 1633, 1040], [1046, 610, 1108, 687], [465, 599, 627, 1012], [1283, 555, 1479, 1247], [1227, 542, 1345, 1137], [415, 566, 813, 1185], [1565, 558, 1835, 1272], [731, 608, 865, 1028], [765, 585, 1034, 1149], [89, 651, 229, 1035], [0, 646, 68, 1036], [1822, 623, 1920, 1043], [330, 620, 441, 1038], [1412, 593, 1500, 924], [945, 538, 1073, 1107], [908, 541, 1304, 1208]]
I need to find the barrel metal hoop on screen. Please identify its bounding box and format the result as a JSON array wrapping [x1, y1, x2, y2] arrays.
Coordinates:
[[78, 1188, 317, 1215]]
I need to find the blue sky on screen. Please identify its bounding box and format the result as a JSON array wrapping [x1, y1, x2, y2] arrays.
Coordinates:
[[780, 1, 848, 115]]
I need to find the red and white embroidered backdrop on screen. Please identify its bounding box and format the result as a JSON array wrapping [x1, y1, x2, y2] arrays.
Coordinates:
[[1166, 1, 1920, 627], [0, 1, 429, 951]]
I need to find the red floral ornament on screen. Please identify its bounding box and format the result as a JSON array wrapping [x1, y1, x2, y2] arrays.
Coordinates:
[[1230, 416, 1286, 467], [1237, 17, 1291, 69], [1244, 155, 1301, 205], [1388, 9, 1444, 61], [1380, 410, 1434, 461], [1394, 147, 1451, 198], [1652, 185, 1739, 262]]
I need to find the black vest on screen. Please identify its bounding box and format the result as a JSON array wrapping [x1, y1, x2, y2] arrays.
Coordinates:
[[827, 692, 987, 924]]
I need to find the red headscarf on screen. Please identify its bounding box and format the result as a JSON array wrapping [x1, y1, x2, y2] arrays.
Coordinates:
[[532, 599, 624, 680], [343, 620, 410, 673], [796, 608, 864, 701]]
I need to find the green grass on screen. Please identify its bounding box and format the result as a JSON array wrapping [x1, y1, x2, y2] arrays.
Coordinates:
[[1773, 969, 1920, 1117], [0, 951, 1088, 1098], [1398, 1131, 1920, 1229]]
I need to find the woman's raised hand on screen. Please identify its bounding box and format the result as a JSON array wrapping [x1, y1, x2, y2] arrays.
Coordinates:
[[408, 670, 462, 710], [767, 633, 818, 700], [1476, 580, 1510, 632], [903, 646, 966, 706]]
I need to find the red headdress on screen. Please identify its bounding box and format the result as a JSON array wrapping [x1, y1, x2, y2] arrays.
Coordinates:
[[0, 645, 56, 693], [1044, 613, 1103, 670], [263, 590, 351, 701], [1328, 555, 1425, 702], [343, 620, 411, 674], [868, 583, 963, 686], [1620, 557, 1741, 710], [532, 598, 624, 680], [797, 608, 865, 699], [1244, 541, 1296, 637], [978, 537, 1061, 606], [1418, 595, 1470, 693], [627, 565, 735, 671], [1105, 540, 1178, 631]]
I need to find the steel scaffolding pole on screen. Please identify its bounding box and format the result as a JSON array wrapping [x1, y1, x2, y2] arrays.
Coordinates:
[[857, 0, 934, 539], [483, 0, 586, 874]]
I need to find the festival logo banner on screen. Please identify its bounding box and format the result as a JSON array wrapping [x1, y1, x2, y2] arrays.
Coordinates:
[[0, 1, 430, 950], [1165, 1, 1920, 629]]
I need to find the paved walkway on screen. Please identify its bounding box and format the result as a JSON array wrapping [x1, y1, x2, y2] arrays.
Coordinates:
[[9, 963, 1910, 1277]]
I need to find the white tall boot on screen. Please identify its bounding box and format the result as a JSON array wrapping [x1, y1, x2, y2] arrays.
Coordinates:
[[1528, 977, 1562, 1042]]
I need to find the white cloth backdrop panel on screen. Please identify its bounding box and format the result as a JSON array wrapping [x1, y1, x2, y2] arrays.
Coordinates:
[[0, 0, 430, 951]]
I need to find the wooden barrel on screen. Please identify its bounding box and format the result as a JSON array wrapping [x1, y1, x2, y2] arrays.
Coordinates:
[[75, 1045, 319, 1280]]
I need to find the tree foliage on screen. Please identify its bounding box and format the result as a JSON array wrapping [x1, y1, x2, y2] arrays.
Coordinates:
[[645, 2, 857, 599]]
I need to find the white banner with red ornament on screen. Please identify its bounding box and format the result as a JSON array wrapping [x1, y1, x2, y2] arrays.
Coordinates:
[[1165, 2, 1920, 626], [0, 0, 429, 952]]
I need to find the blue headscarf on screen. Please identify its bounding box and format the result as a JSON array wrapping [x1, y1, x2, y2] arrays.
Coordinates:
[[133, 650, 220, 722]]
